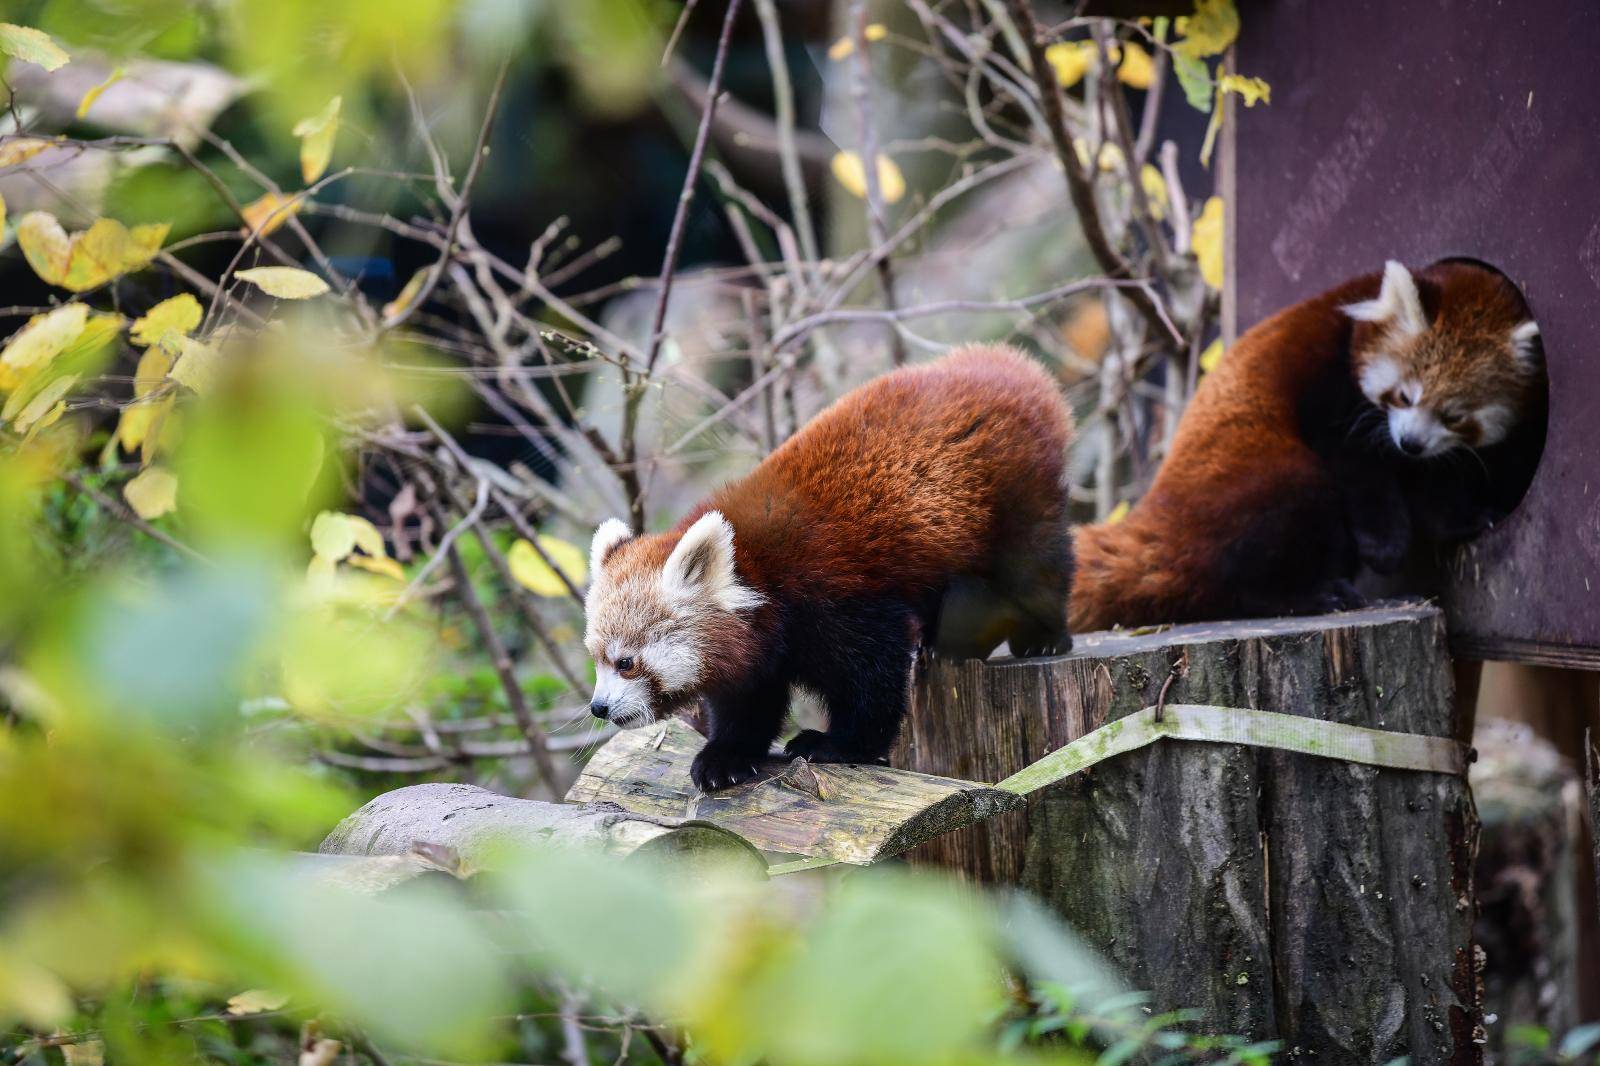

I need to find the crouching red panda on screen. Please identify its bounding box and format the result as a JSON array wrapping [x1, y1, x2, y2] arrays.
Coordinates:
[[1070, 259, 1546, 632], [584, 344, 1075, 791]]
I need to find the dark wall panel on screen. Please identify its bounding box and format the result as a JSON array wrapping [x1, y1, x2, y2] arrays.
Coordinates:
[[1235, 0, 1599, 665]]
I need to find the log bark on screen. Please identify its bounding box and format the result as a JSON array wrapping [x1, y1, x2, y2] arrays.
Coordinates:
[[900, 602, 1481, 1065], [567, 717, 1022, 864], [319, 781, 766, 876]]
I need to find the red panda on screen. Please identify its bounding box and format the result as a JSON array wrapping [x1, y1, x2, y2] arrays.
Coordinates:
[[1070, 259, 1546, 633], [584, 344, 1075, 791]]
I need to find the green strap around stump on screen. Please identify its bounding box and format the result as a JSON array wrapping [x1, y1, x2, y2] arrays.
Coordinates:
[[766, 704, 1469, 877]]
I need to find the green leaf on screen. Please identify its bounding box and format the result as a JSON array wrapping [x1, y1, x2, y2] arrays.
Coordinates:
[[1172, 50, 1213, 111], [0, 23, 69, 71]]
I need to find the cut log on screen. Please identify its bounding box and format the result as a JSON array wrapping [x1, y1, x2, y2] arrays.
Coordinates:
[[1471, 719, 1581, 1056], [566, 717, 1023, 864], [319, 781, 766, 877], [900, 602, 1481, 1065]]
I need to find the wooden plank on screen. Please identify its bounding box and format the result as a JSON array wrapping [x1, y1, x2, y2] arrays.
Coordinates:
[[566, 718, 1023, 865]]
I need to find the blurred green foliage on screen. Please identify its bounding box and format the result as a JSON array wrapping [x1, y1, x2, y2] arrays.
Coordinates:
[[0, 3, 1332, 1065]]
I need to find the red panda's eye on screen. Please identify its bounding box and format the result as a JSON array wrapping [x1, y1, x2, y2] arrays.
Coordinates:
[[616, 656, 639, 678]]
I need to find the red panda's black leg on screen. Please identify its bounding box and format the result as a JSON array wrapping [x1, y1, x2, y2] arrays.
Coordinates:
[[785, 598, 916, 765], [1337, 459, 1411, 574], [691, 673, 790, 792]]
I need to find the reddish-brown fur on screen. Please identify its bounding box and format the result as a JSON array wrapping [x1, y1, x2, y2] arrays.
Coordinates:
[[1070, 261, 1541, 632], [594, 344, 1074, 789]]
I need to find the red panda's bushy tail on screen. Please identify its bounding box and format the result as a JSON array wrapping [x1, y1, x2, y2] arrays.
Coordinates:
[[1069, 516, 1189, 633]]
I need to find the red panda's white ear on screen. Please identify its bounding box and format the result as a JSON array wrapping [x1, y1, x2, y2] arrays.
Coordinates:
[[663, 511, 763, 611], [589, 518, 632, 580], [1511, 320, 1542, 368], [1342, 260, 1428, 336]]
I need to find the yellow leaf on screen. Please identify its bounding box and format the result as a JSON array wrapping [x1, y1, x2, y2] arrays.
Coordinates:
[[0, 189, 6, 243], [507, 535, 586, 597], [7, 373, 76, 431], [382, 268, 427, 319], [240, 191, 303, 238], [15, 212, 72, 285], [0, 136, 58, 168], [123, 466, 177, 519], [60, 1040, 103, 1066], [346, 514, 387, 558], [1116, 42, 1155, 88], [133, 345, 173, 396], [826, 23, 886, 61], [169, 336, 220, 393], [116, 395, 171, 454], [309, 511, 356, 562], [0, 23, 69, 72], [1198, 336, 1224, 373], [307, 552, 337, 583], [15, 212, 167, 292], [1217, 73, 1270, 107], [75, 67, 124, 119], [346, 553, 405, 580], [1107, 500, 1131, 524], [1045, 40, 1097, 88], [1193, 196, 1224, 290], [0, 304, 87, 391], [1140, 163, 1168, 220], [130, 293, 202, 347], [226, 989, 289, 1016], [829, 151, 906, 204], [1174, 0, 1239, 58], [235, 266, 330, 299], [292, 96, 341, 184]]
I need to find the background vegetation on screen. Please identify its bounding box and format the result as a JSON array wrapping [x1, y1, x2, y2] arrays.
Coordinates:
[[2, 1, 1587, 1064]]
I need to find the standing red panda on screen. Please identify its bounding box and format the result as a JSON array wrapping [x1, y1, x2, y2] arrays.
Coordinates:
[[584, 345, 1075, 791], [1070, 259, 1546, 632]]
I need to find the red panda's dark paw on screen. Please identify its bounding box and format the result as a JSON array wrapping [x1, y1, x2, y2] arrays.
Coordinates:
[[1010, 631, 1073, 658], [784, 730, 887, 765], [1354, 529, 1409, 575], [1306, 579, 1367, 615], [690, 746, 764, 793]]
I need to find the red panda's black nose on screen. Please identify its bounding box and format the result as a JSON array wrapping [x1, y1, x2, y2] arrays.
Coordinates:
[[1398, 436, 1425, 457], [590, 700, 610, 720]]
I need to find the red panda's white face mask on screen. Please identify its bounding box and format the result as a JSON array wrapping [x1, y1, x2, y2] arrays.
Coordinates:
[[582, 511, 763, 729], [1343, 261, 1542, 459]]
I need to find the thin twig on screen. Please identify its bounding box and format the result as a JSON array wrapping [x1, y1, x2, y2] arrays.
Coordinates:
[[1004, 0, 1179, 348], [64, 470, 210, 565], [848, 0, 906, 367], [383, 58, 510, 330], [430, 493, 564, 796]]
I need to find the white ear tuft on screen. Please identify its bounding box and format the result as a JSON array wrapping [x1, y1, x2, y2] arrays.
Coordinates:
[[1511, 320, 1543, 367], [589, 518, 632, 580], [661, 511, 763, 612], [1342, 260, 1428, 336]]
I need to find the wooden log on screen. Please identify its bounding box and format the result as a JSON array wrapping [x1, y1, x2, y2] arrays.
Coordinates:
[[319, 781, 766, 876], [1590, 736, 1600, 956], [1471, 719, 1581, 1056], [900, 603, 1481, 1065], [566, 717, 1023, 864]]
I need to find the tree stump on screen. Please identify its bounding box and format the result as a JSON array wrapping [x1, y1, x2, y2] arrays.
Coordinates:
[[900, 603, 1481, 1065]]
